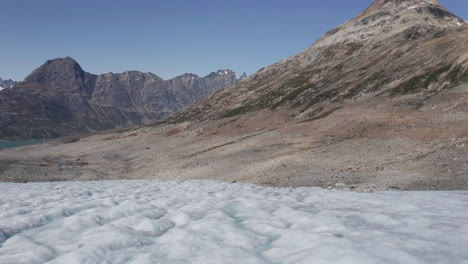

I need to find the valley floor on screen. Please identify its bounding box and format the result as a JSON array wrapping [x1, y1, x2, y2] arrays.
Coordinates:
[[1, 180, 467, 264], [0, 84, 467, 191]]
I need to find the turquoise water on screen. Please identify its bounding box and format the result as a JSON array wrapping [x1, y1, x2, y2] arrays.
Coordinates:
[[0, 139, 46, 150]]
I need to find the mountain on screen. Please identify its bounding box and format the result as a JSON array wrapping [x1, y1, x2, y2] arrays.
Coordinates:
[[1, 0, 467, 191], [169, 0, 467, 122], [238, 72, 248, 81], [0, 78, 17, 91], [0, 57, 238, 140]]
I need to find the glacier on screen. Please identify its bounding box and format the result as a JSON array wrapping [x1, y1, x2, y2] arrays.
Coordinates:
[[0, 180, 467, 264]]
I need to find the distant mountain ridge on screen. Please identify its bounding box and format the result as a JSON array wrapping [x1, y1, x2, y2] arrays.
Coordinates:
[[0, 78, 17, 91], [0, 57, 238, 140]]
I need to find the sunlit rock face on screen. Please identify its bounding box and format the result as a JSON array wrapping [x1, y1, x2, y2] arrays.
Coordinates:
[[169, 0, 468, 123], [315, 0, 465, 48]]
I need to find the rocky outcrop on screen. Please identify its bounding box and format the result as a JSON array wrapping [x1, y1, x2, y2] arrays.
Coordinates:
[[168, 0, 468, 122], [0, 58, 237, 140]]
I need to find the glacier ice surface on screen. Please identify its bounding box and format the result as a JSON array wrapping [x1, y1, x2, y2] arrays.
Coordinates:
[[0, 180, 467, 264]]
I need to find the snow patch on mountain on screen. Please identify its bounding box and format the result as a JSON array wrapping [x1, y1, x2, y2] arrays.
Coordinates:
[[0, 78, 17, 90], [0, 180, 467, 264]]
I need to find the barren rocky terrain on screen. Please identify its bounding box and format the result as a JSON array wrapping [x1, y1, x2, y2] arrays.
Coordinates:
[[1, 0, 467, 191], [1, 83, 467, 191]]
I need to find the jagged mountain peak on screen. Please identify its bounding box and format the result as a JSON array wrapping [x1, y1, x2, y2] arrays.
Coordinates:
[[216, 69, 234, 74], [0, 78, 17, 91], [24, 57, 86, 84], [208, 69, 236, 77], [180, 73, 199, 77], [39, 57, 82, 72], [0, 57, 239, 139], [238, 72, 248, 81]]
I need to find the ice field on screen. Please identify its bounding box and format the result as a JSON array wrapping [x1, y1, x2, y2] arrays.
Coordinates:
[[0, 180, 467, 264]]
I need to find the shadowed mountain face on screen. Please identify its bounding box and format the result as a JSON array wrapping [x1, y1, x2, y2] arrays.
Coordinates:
[[0, 58, 237, 140], [169, 0, 468, 122]]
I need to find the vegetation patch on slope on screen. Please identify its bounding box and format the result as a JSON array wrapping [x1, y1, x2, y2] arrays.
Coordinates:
[[222, 104, 254, 118], [344, 71, 389, 99], [390, 66, 451, 95], [446, 66, 468, 88], [299, 106, 342, 123], [345, 43, 364, 56]]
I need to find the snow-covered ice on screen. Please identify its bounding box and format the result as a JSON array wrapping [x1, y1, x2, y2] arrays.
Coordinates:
[[0, 180, 467, 264]]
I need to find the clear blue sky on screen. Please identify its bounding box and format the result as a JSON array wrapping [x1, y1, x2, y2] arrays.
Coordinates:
[[1, 0, 467, 81]]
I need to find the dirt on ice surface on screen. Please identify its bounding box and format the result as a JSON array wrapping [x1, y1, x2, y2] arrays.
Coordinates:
[[1, 84, 468, 191], [0, 180, 467, 264]]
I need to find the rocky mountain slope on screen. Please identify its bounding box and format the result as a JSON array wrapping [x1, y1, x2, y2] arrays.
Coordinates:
[[1, 0, 467, 191], [0, 78, 17, 91], [169, 0, 467, 122], [0, 58, 237, 140]]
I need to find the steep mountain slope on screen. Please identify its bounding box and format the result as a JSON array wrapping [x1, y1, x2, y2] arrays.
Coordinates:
[[0, 58, 237, 140], [0, 78, 17, 91], [170, 0, 468, 122]]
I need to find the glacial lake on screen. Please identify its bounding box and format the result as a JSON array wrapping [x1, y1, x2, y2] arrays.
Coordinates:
[[0, 139, 46, 150]]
